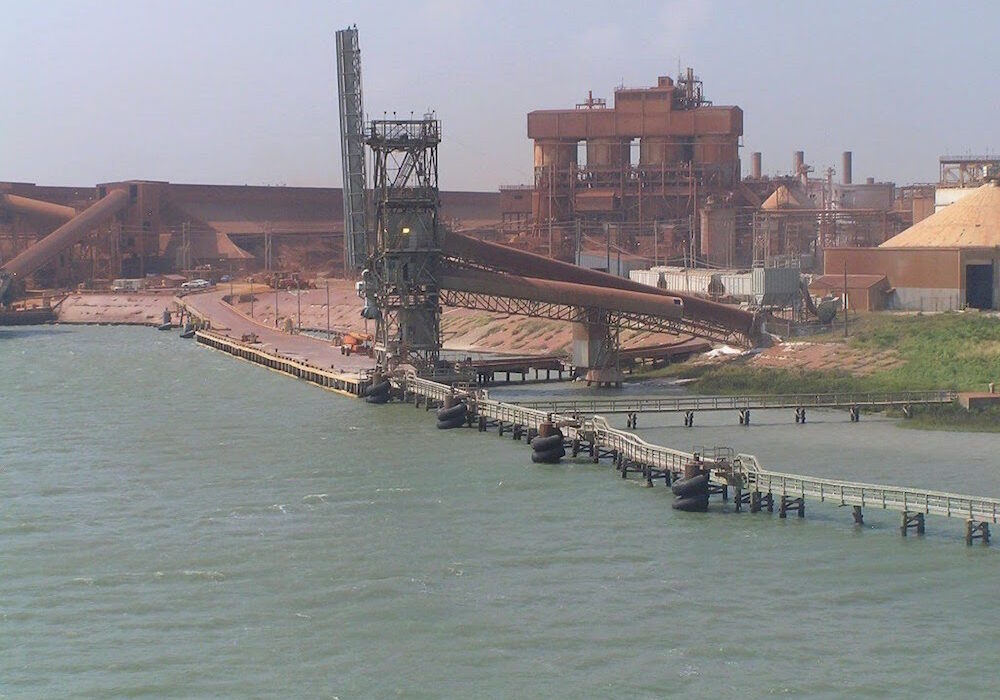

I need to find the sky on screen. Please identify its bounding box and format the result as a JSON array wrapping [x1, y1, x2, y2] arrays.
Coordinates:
[[1, 0, 998, 191]]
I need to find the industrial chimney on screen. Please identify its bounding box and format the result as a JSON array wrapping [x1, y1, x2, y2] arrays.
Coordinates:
[[751, 152, 762, 179], [793, 150, 804, 176], [842, 151, 853, 185]]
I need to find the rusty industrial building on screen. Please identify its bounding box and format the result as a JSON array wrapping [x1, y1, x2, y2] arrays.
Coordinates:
[[491, 70, 921, 274], [0, 180, 499, 290], [825, 179, 1000, 312]]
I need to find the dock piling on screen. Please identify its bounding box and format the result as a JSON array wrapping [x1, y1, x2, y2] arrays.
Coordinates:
[[965, 519, 990, 546], [900, 511, 925, 536]]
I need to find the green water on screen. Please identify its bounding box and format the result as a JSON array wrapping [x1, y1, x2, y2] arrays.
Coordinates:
[[2, 326, 997, 698]]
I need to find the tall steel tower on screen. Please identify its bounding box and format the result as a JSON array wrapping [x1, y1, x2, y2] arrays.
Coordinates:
[[366, 117, 443, 373], [335, 26, 369, 273]]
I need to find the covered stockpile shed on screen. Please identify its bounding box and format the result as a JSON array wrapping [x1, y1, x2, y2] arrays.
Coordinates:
[[823, 181, 1000, 311]]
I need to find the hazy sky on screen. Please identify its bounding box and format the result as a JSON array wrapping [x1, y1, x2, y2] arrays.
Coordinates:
[[2, 1, 997, 191]]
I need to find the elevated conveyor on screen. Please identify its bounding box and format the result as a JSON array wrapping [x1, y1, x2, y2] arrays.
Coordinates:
[[442, 232, 761, 346], [1, 189, 129, 304]]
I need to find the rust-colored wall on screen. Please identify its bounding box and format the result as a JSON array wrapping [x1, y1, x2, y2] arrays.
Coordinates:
[[823, 247, 962, 288]]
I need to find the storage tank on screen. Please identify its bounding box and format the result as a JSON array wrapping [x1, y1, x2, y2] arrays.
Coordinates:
[[700, 201, 736, 268]]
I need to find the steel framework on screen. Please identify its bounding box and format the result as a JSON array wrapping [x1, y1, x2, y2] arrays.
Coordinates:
[[439, 285, 750, 347], [335, 26, 369, 273], [367, 117, 443, 372]]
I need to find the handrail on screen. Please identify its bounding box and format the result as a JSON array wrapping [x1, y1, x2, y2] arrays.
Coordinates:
[[396, 373, 996, 524], [515, 390, 957, 413]]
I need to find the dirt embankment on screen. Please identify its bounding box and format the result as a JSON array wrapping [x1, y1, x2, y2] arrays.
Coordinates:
[[229, 279, 692, 356], [57, 292, 180, 325], [50, 279, 695, 357], [749, 340, 904, 376]]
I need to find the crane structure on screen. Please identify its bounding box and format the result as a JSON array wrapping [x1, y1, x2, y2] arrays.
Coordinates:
[[335, 26, 369, 273], [365, 117, 444, 373]]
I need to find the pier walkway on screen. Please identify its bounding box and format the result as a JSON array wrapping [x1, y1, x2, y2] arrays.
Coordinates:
[[516, 390, 958, 416], [396, 373, 998, 544], [185, 290, 375, 396], [186, 321, 994, 544]]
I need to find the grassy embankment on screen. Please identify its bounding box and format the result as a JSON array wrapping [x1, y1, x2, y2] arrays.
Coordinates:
[[642, 312, 1000, 431]]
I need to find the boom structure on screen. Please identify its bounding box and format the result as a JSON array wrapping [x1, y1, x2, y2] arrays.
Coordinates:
[[335, 26, 369, 272]]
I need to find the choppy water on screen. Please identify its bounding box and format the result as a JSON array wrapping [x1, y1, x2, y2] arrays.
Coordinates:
[[2, 326, 998, 698]]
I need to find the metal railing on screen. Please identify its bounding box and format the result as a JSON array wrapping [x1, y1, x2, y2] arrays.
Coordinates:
[[516, 390, 958, 414], [735, 454, 1000, 522], [398, 374, 996, 524]]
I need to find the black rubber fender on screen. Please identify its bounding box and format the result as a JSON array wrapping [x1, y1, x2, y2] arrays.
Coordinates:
[[436, 402, 468, 422], [366, 380, 391, 397], [530, 445, 566, 464], [365, 393, 389, 404], [436, 417, 466, 430], [530, 434, 563, 452], [670, 473, 709, 497], [671, 494, 710, 512]]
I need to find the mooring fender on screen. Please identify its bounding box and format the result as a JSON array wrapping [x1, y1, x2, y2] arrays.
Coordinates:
[[671, 494, 710, 512], [436, 416, 466, 430], [435, 402, 468, 422], [530, 434, 563, 452], [670, 473, 709, 497], [365, 393, 390, 404], [530, 445, 566, 464], [366, 380, 391, 397]]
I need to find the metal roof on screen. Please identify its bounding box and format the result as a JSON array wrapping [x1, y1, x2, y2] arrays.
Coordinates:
[[880, 182, 1000, 248]]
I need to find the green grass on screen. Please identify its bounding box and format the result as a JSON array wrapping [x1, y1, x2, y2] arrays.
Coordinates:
[[896, 404, 1000, 432], [632, 312, 1000, 430]]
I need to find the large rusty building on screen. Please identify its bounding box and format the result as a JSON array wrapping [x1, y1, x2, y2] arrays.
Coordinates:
[[518, 69, 756, 264], [0, 180, 499, 289]]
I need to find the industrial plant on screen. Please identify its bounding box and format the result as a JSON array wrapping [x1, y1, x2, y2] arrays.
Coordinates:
[[2, 29, 998, 341]]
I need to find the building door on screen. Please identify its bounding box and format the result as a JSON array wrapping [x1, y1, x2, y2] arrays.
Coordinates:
[[965, 263, 994, 309]]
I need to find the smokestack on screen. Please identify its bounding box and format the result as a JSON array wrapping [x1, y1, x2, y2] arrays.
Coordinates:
[[793, 150, 804, 176], [842, 151, 853, 185], [751, 152, 762, 179]]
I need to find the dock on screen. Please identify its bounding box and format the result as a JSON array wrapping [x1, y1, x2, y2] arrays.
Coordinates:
[[184, 309, 994, 546], [394, 373, 997, 545], [195, 330, 371, 396], [516, 390, 958, 425]]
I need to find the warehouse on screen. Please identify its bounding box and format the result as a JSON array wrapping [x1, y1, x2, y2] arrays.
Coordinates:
[[823, 181, 1000, 311]]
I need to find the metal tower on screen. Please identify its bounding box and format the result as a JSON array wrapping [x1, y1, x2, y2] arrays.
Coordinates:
[[335, 26, 369, 273], [366, 117, 443, 373]]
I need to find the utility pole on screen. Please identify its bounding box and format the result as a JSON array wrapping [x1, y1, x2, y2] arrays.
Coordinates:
[[326, 278, 331, 340], [275, 284, 279, 328], [843, 260, 849, 338], [653, 220, 658, 268], [296, 277, 301, 332], [249, 277, 254, 318]]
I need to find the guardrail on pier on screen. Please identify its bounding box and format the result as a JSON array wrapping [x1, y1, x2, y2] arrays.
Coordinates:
[[515, 390, 958, 415], [397, 373, 996, 541], [735, 454, 1000, 522]]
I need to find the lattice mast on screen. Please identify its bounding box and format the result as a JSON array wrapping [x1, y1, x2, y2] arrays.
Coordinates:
[[335, 26, 369, 273], [366, 117, 443, 372]]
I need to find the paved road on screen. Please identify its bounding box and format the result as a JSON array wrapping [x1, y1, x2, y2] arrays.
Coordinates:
[[182, 289, 375, 375]]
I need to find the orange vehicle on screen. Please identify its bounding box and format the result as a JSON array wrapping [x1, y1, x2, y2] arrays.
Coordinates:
[[339, 331, 373, 355]]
